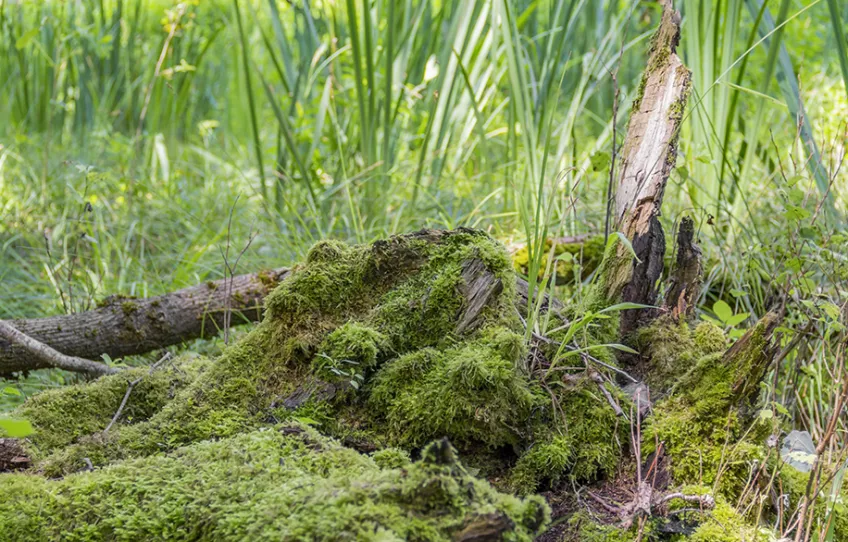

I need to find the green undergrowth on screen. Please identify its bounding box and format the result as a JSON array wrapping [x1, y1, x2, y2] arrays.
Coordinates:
[[16, 229, 625, 495], [512, 235, 605, 284], [566, 488, 774, 541], [0, 424, 549, 541]]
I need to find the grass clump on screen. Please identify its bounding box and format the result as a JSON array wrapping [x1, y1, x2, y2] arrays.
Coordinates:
[[0, 425, 549, 541]]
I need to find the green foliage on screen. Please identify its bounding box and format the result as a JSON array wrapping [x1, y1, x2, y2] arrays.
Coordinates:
[[0, 426, 549, 541]]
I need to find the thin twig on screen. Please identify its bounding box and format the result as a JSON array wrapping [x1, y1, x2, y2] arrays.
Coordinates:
[[0, 319, 117, 376], [103, 352, 172, 433]]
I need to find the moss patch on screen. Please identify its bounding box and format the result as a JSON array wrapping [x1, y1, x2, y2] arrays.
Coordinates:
[[7, 355, 208, 460], [0, 425, 549, 541], [643, 317, 777, 496]]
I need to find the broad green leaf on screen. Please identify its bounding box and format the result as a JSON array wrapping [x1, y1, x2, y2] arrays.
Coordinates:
[[784, 205, 810, 221], [15, 28, 39, 50], [590, 151, 610, 172], [725, 312, 750, 328], [0, 418, 34, 438], [2, 387, 21, 396], [713, 300, 734, 323]]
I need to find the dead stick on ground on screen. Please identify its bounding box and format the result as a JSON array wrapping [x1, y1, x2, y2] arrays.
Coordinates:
[[103, 352, 173, 433], [0, 319, 118, 376]]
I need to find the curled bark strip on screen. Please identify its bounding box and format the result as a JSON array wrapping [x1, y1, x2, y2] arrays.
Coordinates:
[[0, 268, 289, 377]]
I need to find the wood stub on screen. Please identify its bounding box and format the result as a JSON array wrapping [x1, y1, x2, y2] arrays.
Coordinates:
[[602, 0, 692, 329], [456, 258, 504, 334], [662, 216, 702, 320]]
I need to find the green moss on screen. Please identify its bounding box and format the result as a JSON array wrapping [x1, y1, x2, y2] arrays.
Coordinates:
[[312, 322, 387, 386], [0, 426, 549, 541], [370, 447, 410, 469], [634, 317, 726, 390], [368, 327, 538, 449], [564, 512, 640, 542], [688, 496, 770, 542], [643, 319, 776, 496], [508, 378, 626, 494], [10, 355, 208, 459], [120, 300, 139, 317]]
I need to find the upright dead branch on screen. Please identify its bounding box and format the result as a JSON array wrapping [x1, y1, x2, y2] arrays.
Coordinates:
[[662, 216, 702, 320], [599, 0, 692, 334]]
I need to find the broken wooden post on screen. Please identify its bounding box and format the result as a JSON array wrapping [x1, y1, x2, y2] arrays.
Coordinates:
[[597, 0, 692, 335]]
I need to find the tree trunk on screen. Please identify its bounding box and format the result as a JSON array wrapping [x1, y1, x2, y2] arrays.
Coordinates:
[[0, 268, 288, 377]]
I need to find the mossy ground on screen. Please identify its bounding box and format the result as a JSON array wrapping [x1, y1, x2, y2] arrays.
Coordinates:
[[0, 424, 548, 541], [0, 230, 804, 540]]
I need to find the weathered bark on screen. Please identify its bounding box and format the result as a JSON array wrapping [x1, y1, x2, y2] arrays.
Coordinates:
[[662, 216, 702, 319], [0, 319, 117, 377], [601, 0, 692, 334], [0, 268, 289, 377]]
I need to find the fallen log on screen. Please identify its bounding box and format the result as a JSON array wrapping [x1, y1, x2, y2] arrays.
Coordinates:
[[0, 268, 289, 377]]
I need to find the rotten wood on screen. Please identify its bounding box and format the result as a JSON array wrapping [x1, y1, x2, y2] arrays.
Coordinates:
[[662, 216, 702, 320], [456, 258, 504, 334], [600, 0, 692, 335], [0, 268, 289, 377], [0, 438, 30, 472]]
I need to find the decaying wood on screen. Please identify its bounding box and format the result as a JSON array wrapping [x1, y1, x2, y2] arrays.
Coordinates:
[[602, 0, 692, 334], [662, 216, 702, 319], [457, 258, 504, 334], [0, 268, 289, 377], [0, 319, 117, 377], [0, 438, 30, 471]]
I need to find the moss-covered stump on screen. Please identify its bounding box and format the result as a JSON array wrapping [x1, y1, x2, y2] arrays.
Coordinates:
[[0, 228, 624, 539], [0, 425, 548, 541]]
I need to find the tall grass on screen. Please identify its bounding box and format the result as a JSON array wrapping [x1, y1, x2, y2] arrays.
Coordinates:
[[679, 0, 837, 232]]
